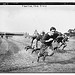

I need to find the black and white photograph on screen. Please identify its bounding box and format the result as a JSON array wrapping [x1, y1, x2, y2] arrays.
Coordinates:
[[0, 0, 75, 73]]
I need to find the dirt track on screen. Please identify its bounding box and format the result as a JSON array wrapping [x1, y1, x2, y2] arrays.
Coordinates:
[[0, 36, 75, 72]]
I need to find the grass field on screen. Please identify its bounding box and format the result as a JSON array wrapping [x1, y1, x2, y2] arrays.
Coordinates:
[[0, 36, 75, 73]]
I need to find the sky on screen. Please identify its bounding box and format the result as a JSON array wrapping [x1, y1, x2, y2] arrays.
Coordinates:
[[0, 5, 75, 35]]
